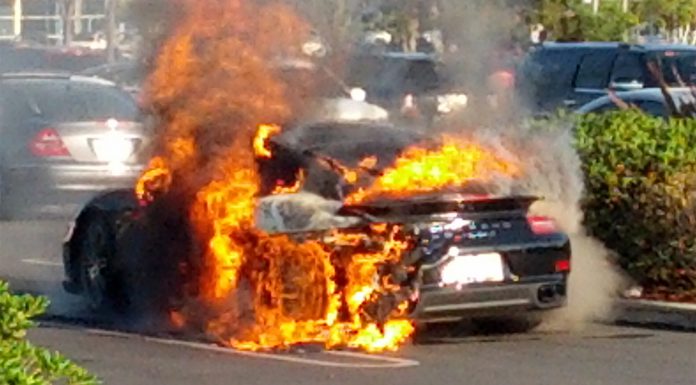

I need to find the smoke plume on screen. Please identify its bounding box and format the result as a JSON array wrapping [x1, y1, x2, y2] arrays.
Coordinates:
[[424, 0, 627, 328]]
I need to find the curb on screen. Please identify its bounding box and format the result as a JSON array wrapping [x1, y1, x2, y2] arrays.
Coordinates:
[[613, 299, 696, 332]]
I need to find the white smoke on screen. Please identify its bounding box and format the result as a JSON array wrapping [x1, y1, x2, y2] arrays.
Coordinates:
[[453, 119, 627, 330]]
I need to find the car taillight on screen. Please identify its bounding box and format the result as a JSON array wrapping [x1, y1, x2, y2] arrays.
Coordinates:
[[527, 215, 557, 235], [29, 128, 70, 158], [555, 259, 571, 273]]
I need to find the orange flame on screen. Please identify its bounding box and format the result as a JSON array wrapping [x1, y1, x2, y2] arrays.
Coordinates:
[[359, 156, 378, 170], [137, 0, 414, 353], [135, 156, 172, 202], [170, 310, 186, 330], [346, 135, 519, 204], [254, 124, 282, 158], [271, 169, 305, 195]]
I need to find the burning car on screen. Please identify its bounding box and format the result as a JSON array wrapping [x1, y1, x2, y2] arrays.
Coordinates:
[[61, 117, 571, 349], [59, 0, 571, 352]]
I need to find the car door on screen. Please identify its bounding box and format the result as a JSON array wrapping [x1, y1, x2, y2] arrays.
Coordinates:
[[634, 100, 668, 117], [516, 48, 583, 112], [609, 52, 647, 90], [571, 49, 618, 107]]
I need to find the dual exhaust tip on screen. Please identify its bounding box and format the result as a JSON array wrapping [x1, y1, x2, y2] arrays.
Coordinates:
[[537, 283, 566, 304]]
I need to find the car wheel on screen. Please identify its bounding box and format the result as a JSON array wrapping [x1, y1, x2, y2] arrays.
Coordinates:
[[472, 315, 543, 335], [78, 211, 124, 312]]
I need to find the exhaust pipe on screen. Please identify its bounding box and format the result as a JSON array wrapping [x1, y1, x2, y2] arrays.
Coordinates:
[[537, 285, 555, 303], [537, 283, 566, 304]]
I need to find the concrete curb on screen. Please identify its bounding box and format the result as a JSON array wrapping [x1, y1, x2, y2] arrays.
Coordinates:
[[614, 299, 696, 332]]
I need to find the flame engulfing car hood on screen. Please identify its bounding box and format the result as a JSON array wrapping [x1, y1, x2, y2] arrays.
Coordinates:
[[256, 190, 540, 235]]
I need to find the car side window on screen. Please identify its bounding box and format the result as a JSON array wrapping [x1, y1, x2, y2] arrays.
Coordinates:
[[611, 53, 645, 84], [575, 51, 617, 89]]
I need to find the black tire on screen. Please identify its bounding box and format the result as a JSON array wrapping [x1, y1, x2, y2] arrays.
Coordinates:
[[472, 315, 543, 335], [77, 210, 126, 313]]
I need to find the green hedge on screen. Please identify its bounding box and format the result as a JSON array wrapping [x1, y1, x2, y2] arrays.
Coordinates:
[[0, 281, 99, 385], [576, 109, 696, 295]]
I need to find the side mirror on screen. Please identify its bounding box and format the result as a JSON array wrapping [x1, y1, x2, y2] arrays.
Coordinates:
[[609, 79, 644, 91]]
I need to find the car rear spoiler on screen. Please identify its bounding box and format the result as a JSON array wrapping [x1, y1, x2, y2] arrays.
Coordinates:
[[337, 195, 540, 218]]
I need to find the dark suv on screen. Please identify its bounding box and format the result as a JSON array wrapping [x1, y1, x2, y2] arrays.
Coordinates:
[[517, 42, 696, 112], [345, 52, 445, 108]]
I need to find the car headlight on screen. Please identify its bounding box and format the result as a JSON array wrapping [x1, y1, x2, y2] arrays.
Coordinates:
[[437, 93, 468, 114]]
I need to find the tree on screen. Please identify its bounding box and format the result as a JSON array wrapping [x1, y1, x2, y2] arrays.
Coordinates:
[[633, 0, 696, 43], [284, 0, 365, 48], [58, 0, 77, 45], [534, 0, 639, 41]]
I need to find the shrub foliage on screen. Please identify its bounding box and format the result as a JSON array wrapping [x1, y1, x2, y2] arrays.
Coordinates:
[[576, 110, 696, 295], [0, 281, 99, 385]]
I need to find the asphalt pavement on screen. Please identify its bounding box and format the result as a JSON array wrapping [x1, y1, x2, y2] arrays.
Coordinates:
[[2, 220, 696, 385]]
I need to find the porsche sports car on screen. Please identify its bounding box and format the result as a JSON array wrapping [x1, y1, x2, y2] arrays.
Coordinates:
[[61, 119, 571, 331]]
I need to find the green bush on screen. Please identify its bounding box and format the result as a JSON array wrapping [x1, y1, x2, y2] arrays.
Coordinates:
[[576, 109, 696, 295], [0, 281, 100, 385]]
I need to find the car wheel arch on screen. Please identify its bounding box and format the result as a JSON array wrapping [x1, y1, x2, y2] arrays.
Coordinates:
[[65, 189, 138, 293]]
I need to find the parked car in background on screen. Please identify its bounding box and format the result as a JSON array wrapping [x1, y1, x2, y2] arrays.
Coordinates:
[[81, 61, 145, 97], [517, 42, 696, 113], [0, 73, 151, 219], [345, 51, 468, 125], [0, 43, 109, 74], [575, 87, 695, 117]]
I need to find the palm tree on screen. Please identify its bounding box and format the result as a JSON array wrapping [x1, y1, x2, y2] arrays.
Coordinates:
[[58, 0, 76, 45]]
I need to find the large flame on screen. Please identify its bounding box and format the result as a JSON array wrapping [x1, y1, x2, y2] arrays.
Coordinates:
[[138, 0, 413, 352], [346, 135, 520, 204], [254, 124, 282, 158]]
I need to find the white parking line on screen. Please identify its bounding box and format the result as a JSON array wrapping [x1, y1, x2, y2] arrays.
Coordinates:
[[145, 337, 420, 368], [22, 259, 63, 267], [86, 328, 419, 368]]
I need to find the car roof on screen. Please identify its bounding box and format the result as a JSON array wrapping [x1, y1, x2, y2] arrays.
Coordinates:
[[356, 51, 438, 62], [380, 51, 437, 60], [0, 72, 117, 86], [576, 87, 695, 113], [81, 61, 136, 74], [539, 41, 696, 53], [273, 121, 422, 152]]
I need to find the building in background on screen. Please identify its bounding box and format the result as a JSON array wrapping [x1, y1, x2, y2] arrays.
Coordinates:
[[0, 0, 106, 45]]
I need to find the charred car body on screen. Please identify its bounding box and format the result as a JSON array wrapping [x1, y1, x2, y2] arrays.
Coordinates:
[[62, 118, 571, 332]]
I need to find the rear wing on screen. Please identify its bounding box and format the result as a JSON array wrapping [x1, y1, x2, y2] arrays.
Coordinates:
[[337, 195, 540, 218]]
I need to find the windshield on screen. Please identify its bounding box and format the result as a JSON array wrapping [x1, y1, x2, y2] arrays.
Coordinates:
[[0, 80, 140, 122], [347, 56, 442, 99]]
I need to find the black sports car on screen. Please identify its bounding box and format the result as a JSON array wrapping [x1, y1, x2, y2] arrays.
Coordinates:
[[61, 120, 571, 331]]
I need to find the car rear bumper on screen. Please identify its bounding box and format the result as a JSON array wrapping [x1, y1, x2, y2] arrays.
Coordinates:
[[3, 163, 143, 217], [410, 276, 567, 322]]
